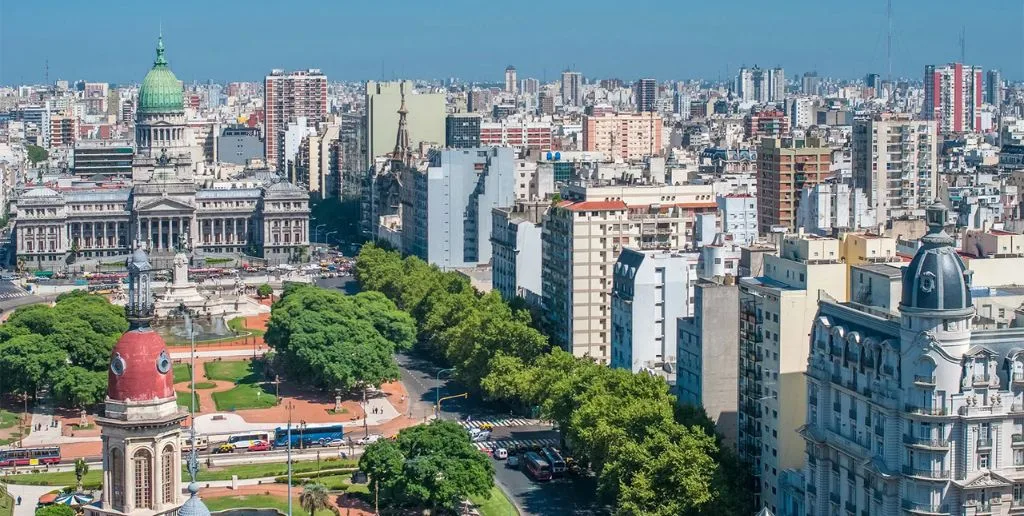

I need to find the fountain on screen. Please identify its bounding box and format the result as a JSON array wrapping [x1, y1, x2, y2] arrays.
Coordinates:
[[152, 236, 259, 319]]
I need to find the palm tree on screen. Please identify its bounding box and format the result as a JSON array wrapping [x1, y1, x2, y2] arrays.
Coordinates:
[[74, 457, 88, 491], [299, 483, 329, 516]]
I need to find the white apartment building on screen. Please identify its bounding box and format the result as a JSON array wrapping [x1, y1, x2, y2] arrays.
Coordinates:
[[796, 182, 876, 235], [491, 203, 545, 308], [610, 249, 696, 375], [801, 202, 1024, 516], [718, 193, 759, 245], [542, 183, 718, 364], [852, 114, 938, 220], [739, 234, 848, 514]]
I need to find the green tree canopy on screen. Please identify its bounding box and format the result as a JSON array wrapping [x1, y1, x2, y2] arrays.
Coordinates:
[[26, 144, 48, 164], [359, 420, 493, 512], [36, 505, 75, 516], [257, 284, 273, 298]]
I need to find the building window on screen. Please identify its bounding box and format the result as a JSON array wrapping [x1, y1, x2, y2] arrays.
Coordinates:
[[980, 453, 990, 470], [133, 449, 153, 509], [161, 444, 175, 504], [111, 448, 124, 507]]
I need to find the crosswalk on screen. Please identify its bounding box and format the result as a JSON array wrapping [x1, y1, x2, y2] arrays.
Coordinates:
[[459, 418, 541, 429], [0, 289, 28, 300], [473, 437, 559, 451]]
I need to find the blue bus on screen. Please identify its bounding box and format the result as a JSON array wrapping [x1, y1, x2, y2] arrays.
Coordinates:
[[272, 423, 344, 448]]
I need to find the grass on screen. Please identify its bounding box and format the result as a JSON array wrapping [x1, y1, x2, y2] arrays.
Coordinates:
[[203, 494, 336, 516], [14, 458, 358, 486], [470, 486, 518, 516], [176, 391, 201, 412], [212, 383, 277, 411], [0, 487, 11, 516], [228, 316, 264, 337], [173, 363, 193, 384], [204, 257, 235, 265], [194, 381, 217, 389], [0, 430, 25, 447], [204, 360, 255, 383], [0, 410, 19, 429], [8, 469, 103, 487]]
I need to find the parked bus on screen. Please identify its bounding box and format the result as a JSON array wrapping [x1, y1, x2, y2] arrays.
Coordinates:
[[272, 423, 344, 448], [0, 447, 61, 467], [541, 447, 567, 476], [227, 431, 271, 450], [522, 451, 552, 481]]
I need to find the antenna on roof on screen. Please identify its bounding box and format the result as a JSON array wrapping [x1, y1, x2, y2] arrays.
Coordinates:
[[959, 25, 966, 64]]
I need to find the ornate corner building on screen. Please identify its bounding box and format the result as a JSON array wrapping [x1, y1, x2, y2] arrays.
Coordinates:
[[12, 36, 310, 269]]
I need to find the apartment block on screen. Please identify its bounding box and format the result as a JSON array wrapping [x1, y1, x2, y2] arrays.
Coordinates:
[[582, 112, 663, 161], [264, 69, 328, 173], [492, 202, 546, 307], [72, 141, 134, 179], [718, 193, 758, 245], [924, 63, 983, 133], [796, 182, 876, 234], [445, 113, 481, 149], [745, 108, 791, 139], [479, 118, 552, 151], [757, 137, 832, 233], [738, 233, 848, 514], [852, 113, 938, 219], [365, 80, 446, 165], [561, 71, 582, 107]]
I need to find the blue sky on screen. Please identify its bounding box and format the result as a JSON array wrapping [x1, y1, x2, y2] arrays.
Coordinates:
[[2, 0, 1023, 85]]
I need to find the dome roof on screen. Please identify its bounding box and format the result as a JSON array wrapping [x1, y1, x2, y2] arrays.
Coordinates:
[[137, 36, 183, 115], [900, 201, 973, 312], [178, 484, 211, 516], [107, 328, 174, 402]]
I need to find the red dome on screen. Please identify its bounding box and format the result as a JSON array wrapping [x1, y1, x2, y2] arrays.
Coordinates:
[[107, 328, 175, 402]]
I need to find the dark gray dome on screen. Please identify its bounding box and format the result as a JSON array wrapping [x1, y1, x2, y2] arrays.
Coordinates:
[[900, 201, 972, 311], [178, 483, 211, 516]]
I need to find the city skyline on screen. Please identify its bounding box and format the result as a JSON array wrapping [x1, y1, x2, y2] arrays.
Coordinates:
[[3, 0, 1024, 85]]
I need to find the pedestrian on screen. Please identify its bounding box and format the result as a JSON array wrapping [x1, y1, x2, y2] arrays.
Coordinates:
[[16, 496, 21, 506]]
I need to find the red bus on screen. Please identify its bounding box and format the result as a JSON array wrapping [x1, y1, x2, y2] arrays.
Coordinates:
[[523, 451, 552, 481], [0, 447, 61, 467]]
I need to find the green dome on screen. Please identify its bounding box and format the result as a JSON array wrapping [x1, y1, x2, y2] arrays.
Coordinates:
[[137, 36, 184, 115]]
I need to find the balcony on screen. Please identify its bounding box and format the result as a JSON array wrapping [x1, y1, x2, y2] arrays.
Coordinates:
[[905, 404, 950, 416], [1014, 434, 1024, 447], [967, 501, 995, 514], [977, 437, 993, 449], [830, 492, 841, 505], [913, 375, 936, 387], [848, 408, 858, 420], [901, 500, 950, 515], [1014, 372, 1024, 385], [974, 374, 991, 386], [901, 466, 950, 480], [875, 424, 885, 437], [903, 435, 951, 449]]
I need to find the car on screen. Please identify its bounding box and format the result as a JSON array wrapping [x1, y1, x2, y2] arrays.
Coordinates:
[[213, 443, 236, 454], [506, 455, 520, 469], [494, 448, 508, 460], [326, 438, 345, 447], [248, 441, 271, 452], [356, 434, 382, 445], [470, 431, 491, 443]]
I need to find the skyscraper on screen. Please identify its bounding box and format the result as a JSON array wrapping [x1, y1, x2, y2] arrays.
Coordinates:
[[737, 66, 783, 102], [757, 137, 832, 233], [264, 69, 328, 172], [865, 73, 881, 89], [767, 67, 785, 101], [852, 113, 937, 220], [634, 78, 657, 112], [987, 69, 1003, 107], [504, 66, 517, 95], [923, 63, 983, 133], [561, 70, 582, 107], [521, 78, 540, 96], [800, 72, 820, 96]]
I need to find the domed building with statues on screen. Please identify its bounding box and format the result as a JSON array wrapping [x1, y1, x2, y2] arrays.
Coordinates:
[[84, 246, 210, 516], [12, 35, 311, 270]]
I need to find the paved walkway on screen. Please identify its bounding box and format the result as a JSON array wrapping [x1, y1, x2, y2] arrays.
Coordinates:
[[7, 484, 61, 516]]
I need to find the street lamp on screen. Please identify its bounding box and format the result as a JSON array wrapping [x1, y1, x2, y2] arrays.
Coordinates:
[[324, 231, 338, 246], [435, 368, 455, 418], [314, 224, 326, 244]]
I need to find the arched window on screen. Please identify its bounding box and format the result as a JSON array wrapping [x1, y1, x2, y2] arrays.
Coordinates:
[[110, 448, 124, 507], [161, 444, 175, 504], [133, 449, 153, 509]]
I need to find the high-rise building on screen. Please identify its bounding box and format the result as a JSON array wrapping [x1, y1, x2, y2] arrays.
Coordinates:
[[504, 66, 517, 95], [677, 277, 740, 448], [757, 137, 832, 233], [365, 80, 446, 165], [738, 234, 849, 513], [582, 112, 663, 160], [795, 181, 876, 234], [744, 108, 791, 139], [445, 113, 481, 148], [479, 118, 552, 151], [865, 73, 881, 89], [788, 97, 814, 129], [491, 203, 545, 307], [521, 78, 540, 96], [738, 66, 785, 102], [399, 147, 515, 269], [264, 69, 328, 172], [538, 92, 555, 115], [634, 78, 657, 112], [48, 113, 78, 148], [72, 141, 135, 178], [717, 193, 758, 245], [852, 113, 937, 220], [215, 125, 264, 166], [561, 71, 582, 107], [610, 249, 695, 374], [987, 69, 1003, 107], [768, 67, 786, 101], [541, 184, 718, 364], [801, 72, 821, 96], [923, 63, 983, 133]]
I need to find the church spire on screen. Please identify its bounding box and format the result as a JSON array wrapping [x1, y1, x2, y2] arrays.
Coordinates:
[[392, 82, 412, 167]]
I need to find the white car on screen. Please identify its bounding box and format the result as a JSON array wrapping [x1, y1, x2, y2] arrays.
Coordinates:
[[470, 431, 491, 443], [356, 434, 383, 445], [494, 448, 508, 460]]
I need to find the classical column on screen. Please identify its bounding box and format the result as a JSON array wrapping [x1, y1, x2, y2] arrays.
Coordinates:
[[158, 218, 164, 250], [114, 222, 120, 248]]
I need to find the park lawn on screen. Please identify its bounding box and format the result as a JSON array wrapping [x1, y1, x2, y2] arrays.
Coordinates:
[[173, 363, 192, 384], [194, 381, 217, 389], [196, 458, 354, 481], [470, 486, 518, 516], [203, 494, 335, 516], [211, 383, 277, 411], [204, 257, 234, 265], [176, 391, 201, 412], [8, 468, 103, 487], [204, 360, 254, 383], [0, 488, 11, 516], [0, 409, 19, 429], [227, 317, 265, 337]]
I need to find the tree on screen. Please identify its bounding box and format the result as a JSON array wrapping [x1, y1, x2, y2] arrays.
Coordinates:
[[299, 483, 329, 516], [359, 420, 493, 512], [0, 335, 68, 398], [257, 284, 273, 299], [26, 144, 48, 165], [36, 506, 75, 516], [74, 457, 89, 492], [51, 367, 107, 409]]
